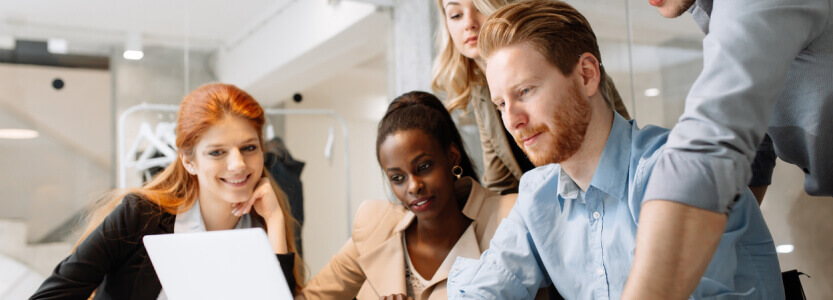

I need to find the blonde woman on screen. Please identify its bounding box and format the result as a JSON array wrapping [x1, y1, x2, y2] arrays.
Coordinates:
[[432, 0, 630, 195]]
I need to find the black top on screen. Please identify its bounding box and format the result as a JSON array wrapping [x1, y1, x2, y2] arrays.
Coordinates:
[[750, 133, 777, 187], [30, 194, 296, 300]]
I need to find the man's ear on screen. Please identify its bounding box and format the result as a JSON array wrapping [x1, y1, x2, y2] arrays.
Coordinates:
[[577, 53, 602, 97], [180, 153, 197, 175]]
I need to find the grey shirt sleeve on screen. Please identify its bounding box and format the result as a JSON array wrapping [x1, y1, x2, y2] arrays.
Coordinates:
[[643, 0, 830, 213]]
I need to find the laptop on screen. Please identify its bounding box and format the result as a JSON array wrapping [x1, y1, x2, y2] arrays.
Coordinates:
[[143, 228, 293, 300]]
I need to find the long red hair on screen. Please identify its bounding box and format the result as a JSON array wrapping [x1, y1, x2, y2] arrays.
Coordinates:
[[76, 83, 306, 291]]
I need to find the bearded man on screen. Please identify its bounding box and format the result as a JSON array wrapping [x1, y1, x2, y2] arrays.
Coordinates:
[[447, 1, 785, 299]]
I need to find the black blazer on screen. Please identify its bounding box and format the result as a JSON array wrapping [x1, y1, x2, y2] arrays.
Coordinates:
[[30, 194, 296, 300]]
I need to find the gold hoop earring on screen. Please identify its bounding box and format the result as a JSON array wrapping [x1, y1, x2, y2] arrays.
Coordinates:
[[452, 165, 463, 180]]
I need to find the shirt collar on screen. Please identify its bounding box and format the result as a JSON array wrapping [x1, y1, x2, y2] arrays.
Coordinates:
[[689, 0, 712, 34], [557, 167, 581, 202], [174, 199, 256, 233], [174, 199, 206, 233], [555, 113, 631, 204], [587, 112, 632, 202]]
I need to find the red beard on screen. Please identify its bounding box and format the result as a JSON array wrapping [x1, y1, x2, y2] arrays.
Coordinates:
[[513, 83, 591, 166]]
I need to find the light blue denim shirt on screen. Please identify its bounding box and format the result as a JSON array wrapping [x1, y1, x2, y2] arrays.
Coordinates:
[[448, 113, 784, 299]]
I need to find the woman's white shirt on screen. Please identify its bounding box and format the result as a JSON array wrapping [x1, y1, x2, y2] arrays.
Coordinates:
[[156, 199, 256, 300]]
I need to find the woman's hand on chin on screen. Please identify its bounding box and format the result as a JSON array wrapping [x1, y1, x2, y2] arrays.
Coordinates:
[[231, 177, 283, 221], [233, 177, 289, 253]]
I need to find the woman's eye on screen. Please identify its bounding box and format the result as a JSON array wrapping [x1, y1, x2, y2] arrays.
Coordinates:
[[390, 175, 404, 183], [242, 145, 258, 152], [208, 150, 224, 157], [520, 87, 531, 96], [418, 162, 431, 172], [449, 13, 461, 19]]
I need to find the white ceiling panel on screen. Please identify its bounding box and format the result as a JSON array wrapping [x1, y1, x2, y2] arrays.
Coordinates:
[[0, 0, 291, 51]]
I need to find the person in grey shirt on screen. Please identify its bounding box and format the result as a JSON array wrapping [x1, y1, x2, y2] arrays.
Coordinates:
[[621, 0, 833, 299]]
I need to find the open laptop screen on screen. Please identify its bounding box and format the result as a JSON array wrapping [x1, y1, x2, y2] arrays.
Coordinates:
[[143, 228, 293, 300]]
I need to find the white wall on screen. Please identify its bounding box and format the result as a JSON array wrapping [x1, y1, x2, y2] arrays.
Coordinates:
[[760, 161, 833, 299], [0, 63, 111, 243], [283, 56, 389, 278]]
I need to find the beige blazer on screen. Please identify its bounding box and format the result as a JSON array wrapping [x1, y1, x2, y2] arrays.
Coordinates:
[[299, 178, 516, 300], [472, 73, 630, 195]]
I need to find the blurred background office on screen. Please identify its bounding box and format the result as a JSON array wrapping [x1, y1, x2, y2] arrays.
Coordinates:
[[0, 0, 829, 298]]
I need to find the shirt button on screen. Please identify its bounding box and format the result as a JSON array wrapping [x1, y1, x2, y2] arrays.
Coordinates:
[[597, 268, 605, 276], [593, 211, 601, 219]]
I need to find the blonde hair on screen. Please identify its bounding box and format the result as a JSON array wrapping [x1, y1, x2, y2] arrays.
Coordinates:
[[75, 83, 306, 293], [473, 0, 517, 15], [431, 0, 518, 112]]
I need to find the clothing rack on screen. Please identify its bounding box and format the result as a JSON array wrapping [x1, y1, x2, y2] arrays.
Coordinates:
[[117, 102, 353, 235]]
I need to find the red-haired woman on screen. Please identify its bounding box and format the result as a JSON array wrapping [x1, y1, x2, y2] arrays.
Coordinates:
[[30, 83, 304, 299]]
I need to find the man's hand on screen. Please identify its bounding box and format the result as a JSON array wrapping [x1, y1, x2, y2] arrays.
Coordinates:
[[622, 200, 727, 299]]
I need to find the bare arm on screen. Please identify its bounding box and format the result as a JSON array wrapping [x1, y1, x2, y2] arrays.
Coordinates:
[[265, 215, 289, 254], [622, 200, 726, 299], [237, 177, 290, 254]]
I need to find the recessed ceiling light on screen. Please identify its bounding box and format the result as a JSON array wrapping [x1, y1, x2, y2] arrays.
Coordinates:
[[123, 50, 144, 60], [776, 244, 794, 254], [644, 88, 660, 97], [0, 129, 39, 139]]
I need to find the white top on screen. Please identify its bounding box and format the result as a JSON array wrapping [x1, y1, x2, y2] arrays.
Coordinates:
[[157, 199, 257, 300], [402, 224, 476, 299]]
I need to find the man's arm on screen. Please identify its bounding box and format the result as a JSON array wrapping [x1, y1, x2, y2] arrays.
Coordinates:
[[448, 203, 547, 299], [623, 201, 726, 299], [627, 0, 828, 298]]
